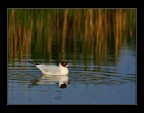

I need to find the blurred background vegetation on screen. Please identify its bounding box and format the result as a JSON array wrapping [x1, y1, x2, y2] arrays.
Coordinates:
[[8, 9, 136, 66]]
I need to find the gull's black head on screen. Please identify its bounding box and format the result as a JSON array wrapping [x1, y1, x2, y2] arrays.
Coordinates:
[[61, 61, 68, 68]]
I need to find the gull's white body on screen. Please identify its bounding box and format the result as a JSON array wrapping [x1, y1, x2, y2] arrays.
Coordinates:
[[29, 61, 69, 75], [36, 64, 68, 75]]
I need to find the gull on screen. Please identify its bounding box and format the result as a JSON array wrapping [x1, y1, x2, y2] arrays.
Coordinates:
[[28, 61, 69, 75]]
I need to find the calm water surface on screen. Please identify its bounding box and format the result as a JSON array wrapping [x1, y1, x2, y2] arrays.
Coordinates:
[[8, 40, 136, 105]]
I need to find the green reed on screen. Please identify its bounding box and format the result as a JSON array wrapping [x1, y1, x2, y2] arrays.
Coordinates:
[[8, 9, 136, 67]]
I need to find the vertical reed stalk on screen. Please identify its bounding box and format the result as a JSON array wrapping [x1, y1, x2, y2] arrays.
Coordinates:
[[62, 9, 69, 58]]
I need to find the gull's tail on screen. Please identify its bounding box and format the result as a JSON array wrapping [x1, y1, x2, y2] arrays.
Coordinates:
[[28, 61, 39, 66]]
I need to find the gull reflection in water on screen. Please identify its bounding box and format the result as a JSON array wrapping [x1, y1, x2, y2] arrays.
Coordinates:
[[31, 74, 70, 88]]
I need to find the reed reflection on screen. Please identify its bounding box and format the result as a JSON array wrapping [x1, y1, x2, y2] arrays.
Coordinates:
[[8, 9, 136, 70]]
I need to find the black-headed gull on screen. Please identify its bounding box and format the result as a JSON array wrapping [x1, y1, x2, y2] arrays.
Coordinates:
[[28, 61, 69, 75]]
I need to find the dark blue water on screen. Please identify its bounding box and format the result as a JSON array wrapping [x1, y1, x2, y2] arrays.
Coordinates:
[[8, 43, 136, 105]]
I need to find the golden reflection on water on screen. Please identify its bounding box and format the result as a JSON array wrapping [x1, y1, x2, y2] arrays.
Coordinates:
[[8, 9, 136, 66]]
